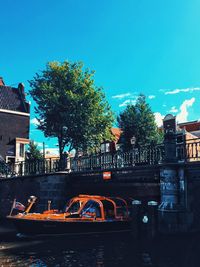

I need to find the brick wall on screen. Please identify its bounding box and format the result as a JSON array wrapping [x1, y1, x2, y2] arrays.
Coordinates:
[[0, 112, 29, 159]]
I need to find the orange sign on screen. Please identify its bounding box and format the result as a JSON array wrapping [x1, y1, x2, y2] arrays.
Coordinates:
[[103, 171, 111, 180]]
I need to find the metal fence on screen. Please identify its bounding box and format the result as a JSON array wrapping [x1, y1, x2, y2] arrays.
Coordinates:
[[1, 138, 200, 178], [0, 159, 60, 178], [71, 144, 165, 172]]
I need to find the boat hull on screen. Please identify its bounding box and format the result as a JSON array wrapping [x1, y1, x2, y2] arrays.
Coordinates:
[[8, 217, 131, 236]]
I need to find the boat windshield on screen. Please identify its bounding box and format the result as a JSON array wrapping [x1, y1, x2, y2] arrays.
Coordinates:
[[66, 200, 81, 213], [81, 200, 101, 218]]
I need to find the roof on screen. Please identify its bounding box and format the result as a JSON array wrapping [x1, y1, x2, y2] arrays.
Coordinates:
[[0, 77, 5, 86], [15, 138, 30, 144], [178, 121, 200, 132], [189, 130, 200, 138], [111, 128, 122, 142], [0, 85, 29, 113]]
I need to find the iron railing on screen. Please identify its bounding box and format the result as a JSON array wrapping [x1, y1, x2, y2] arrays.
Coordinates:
[[0, 160, 12, 178], [71, 144, 165, 172], [1, 138, 200, 178], [0, 159, 60, 178]]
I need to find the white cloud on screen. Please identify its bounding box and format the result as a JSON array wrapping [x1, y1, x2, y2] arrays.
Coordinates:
[[154, 112, 164, 127], [30, 118, 40, 126], [176, 97, 195, 123], [148, 95, 156, 99], [34, 141, 43, 148], [160, 98, 195, 124], [169, 106, 178, 113], [165, 87, 200, 95], [112, 93, 131, 99], [119, 99, 136, 107], [130, 95, 138, 99]]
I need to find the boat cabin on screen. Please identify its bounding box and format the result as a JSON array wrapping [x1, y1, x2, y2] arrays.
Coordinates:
[[9, 194, 130, 223], [65, 195, 129, 220]]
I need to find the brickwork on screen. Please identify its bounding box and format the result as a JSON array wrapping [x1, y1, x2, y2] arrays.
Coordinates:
[[0, 173, 68, 218], [0, 112, 29, 159]]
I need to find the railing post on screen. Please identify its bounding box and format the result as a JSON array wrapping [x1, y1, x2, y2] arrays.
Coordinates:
[[49, 158, 52, 172]]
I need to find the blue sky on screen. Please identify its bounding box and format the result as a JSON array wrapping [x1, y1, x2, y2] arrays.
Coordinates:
[[1, 0, 200, 154]]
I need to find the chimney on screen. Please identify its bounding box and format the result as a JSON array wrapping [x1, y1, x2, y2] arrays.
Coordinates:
[[0, 77, 5, 86], [18, 83, 25, 96]]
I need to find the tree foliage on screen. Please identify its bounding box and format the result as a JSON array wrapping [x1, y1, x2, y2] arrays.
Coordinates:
[[117, 94, 163, 151], [26, 141, 43, 161], [29, 61, 114, 159]]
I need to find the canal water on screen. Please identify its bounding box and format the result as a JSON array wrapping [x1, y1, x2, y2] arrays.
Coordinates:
[[1, 224, 200, 267]]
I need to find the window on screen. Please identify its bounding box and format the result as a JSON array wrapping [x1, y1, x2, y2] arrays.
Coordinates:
[[66, 200, 81, 213], [19, 144, 25, 157], [81, 200, 101, 218], [101, 143, 110, 153]]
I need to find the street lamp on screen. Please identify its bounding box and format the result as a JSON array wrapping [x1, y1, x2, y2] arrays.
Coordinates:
[[60, 126, 68, 170], [130, 136, 136, 149], [62, 126, 68, 135], [43, 142, 45, 160], [130, 136, 136, 166]]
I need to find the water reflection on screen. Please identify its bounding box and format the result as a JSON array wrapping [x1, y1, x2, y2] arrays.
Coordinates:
[[1, 232, 200, 266], [0, 233, 133, 267]]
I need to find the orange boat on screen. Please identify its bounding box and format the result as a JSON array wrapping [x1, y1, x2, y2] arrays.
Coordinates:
[[7, 195, 132, 236]]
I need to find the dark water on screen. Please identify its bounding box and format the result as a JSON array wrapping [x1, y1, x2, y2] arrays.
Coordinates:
[[1, 227, 200, 267]]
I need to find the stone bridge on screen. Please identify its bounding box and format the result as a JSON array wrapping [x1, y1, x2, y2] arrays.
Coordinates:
[[0, 165, 160, 218], [1, 114, 200, 234]]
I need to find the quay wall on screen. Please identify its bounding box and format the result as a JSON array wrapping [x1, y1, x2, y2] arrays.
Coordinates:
[[0, 165, 160, 218], [185, 162, 200, 231], [0, 173, 69, 218], [157, 162, 200, 234], [69, 165, 160, 200]]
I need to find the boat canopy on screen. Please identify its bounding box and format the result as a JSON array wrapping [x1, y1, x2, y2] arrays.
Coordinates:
[[65, 195, 129, 220]]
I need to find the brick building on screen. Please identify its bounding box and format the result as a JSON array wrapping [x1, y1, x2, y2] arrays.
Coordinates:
[[0, 77, 30, 164], [177, 120, 200, 138], [105, 119, 200, 156], [176, 120, 200, 161], [100, 128, 122, 153]]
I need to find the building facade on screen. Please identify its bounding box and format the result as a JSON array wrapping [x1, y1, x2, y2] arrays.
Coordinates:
[[100, 128, 122, 153], [0, 77, 30, 164], [103, 118, 200, 160]]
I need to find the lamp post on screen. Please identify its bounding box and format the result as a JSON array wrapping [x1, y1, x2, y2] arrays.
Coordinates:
[[130, 136, 136, 166], [60, 126, 68, 170], [43, 142, 45, 160], [130, 136, 136, 149], [43, 142, 45, 173]]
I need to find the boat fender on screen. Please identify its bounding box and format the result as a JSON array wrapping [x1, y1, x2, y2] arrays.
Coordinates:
[[142, 215, 148, 224]]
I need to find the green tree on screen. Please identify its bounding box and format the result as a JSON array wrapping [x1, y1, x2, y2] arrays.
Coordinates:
[[117, 94, 163, 151], [29, 61, 114, 162], [26, 141, 43, 161]]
